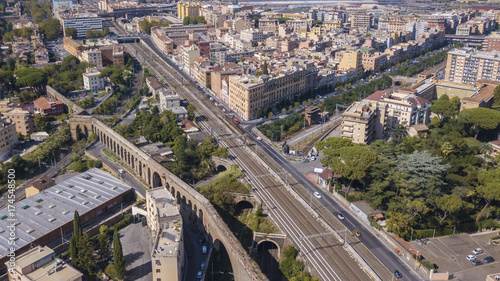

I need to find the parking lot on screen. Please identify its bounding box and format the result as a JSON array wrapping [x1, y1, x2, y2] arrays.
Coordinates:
[[409, 231, 500, 280]]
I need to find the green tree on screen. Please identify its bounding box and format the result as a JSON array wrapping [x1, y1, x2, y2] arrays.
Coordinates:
[[187, 104, 196, 121], [281, 108, 287, 114], [322, 146, 377, 196], [73, 210, 83, 242], [262, 60, 268, 75], [390, 121, 408, 145], [40, 18, 61, 40], [479, 143, 493, 169], [65, 27, 78, 39], [387, 212, 410, 238], [69, 234, 79, 266], [20, 26, 33, 38], [406, 200, 429, 222], [459, 108, 500, 139], [268, 112, 273, 119], [141, 20, 153, 34], [316, 137, 353, 154], [183, 16, 190, 25], [113, 229, 126, 280], [34, 114, 50, 132], [476, 169, 500, 221], [492, 85, 500, 110], [430, 95, 460, 121], [15, 68, 48, 94], [436, 194, 463, 224], [312, 20, 323, 26], [77, 233, 98, 275]]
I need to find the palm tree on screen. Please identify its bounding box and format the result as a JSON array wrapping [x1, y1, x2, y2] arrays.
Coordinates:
[[480, 143, 493, 169]]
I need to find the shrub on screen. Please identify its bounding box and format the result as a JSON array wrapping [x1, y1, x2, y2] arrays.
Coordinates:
[[420, 259, 436, 271], [112, 214, 132, 231]]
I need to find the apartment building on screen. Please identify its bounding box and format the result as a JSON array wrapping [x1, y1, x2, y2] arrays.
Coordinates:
[[160, 24, 209, 35], [63, 37, 84, 57], [287, 19, 312, 32], [0, 118, 17, 161], [483, 32, 500, 52], [34, 47, 49, 64], [3, 108, 35, 136], [182, 44, 200, 75], [6, 246, 82, 281], [258, 18, 279, 33], [456, 24, 472, 36], [33, 97, 66, 116], [324, 20, 343, 30], [0, 97, 21, 114], [53, 0, 73, 10], [206, 11, 227, 28], [228, 64, 315, 120], [209, 43, 227, 65], [445, 48, 500, 85], [81, 48, 102, 67], [83, 67, 105, 91], [241, 28, 265, 42], [350, 13, 372, 29], [62, 16, 103, 38], [389, 17, 407, 32], [146, 188, 184, 281], [342, 90, 431, 144], [338, 50, 363, 77], [177, 1, 201, 19], [100, 45, 124, 67], [362, 52, 387, 71]]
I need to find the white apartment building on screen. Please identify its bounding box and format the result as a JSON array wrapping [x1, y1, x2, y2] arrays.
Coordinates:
[[209, 43, 227, 65], [83, 67, 105, 91], [81, 48, 102, 67], [182, 45, 200, 75], [240, 28, 265, 42], [445, 48, 500, 85], [62, 16, 103, 38]]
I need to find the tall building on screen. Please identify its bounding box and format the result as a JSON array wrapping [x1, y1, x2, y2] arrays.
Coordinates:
[[177, 1, 202, 19], [146, 187, 184, 281], [338, 50, 363, 77], [62, 16, 103, 38], [350, 12, 372, 29], [445, 48, 500, 85], [0, 117, 17, 161], [342, 91, 431, 144], [182, 44, 200, 75], [81, 48, 102, 67], [6, 246, 82, 281], [3, 108, 35, 136], [483, 32, 500, 52]]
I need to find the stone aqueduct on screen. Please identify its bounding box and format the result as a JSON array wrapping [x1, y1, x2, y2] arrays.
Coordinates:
[[70, 115, 267, 281]]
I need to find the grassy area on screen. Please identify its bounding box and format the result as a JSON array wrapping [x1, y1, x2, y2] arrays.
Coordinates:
[[98, 91, 107, 98], [102, 148, 121, 163]]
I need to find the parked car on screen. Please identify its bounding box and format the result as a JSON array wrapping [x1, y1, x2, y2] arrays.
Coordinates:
[[313, 192, 321, 199], [483, 256, 495, 263], [118, 169, 125, 174], [202, 245, 207, 254], [466, 255, 476, 261], [353, 229, 361, 237], [472, 260, 483, 266], [197, 271, 202, 279], [472, 248, 483, 255], [393, 270, 402, 279], [338, 214, 345, 220]]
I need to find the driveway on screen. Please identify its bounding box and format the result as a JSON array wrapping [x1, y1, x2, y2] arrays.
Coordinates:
[[120, 221, 153, 281]]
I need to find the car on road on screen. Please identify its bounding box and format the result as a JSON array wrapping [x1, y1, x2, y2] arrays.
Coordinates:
[[472, 248, 483, 255], [118, 169, 125, 174], [201, 262, 205, 270], [393, 270, 402, 279], [338, 214, 345, 220], [256, 136, 262, 141], [202, 245, 207, 254], [353, 229, 361, 237], [313, 192, 321, 199], [197, 271, 202, 279], [483, 256, 495, 263], [302, 158, 309, 163], [472, 260, 483, 266], [466, 255, 476, 261]]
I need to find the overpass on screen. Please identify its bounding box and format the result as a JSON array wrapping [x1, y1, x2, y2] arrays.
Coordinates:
[[98, 6, 176, 18], [445, 34, 485, 45], [69, 115, 268, 281]]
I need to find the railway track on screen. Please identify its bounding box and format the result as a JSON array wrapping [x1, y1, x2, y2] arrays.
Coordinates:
[[122, 41, 383, 281]]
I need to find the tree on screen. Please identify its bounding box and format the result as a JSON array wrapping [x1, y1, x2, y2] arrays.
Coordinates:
[[34, 114, 50, 132], [322, 146, 377, 197], [183, 16, 190, 25], [40, 18, 61, 40], [406, 200, 429, 222], [187, 104, 196, 121], [431, 95, 459, 121], [476, 169, 500, 221], [77, 233, 98, 276], [69, 234, 79, 266], [73, 210, 83, 242], [268, 112, 273, 119], [492, 85, 500, 110], [96, 230, 112, 270], [479, 143, 493, 169], [15, 68, 48, 94], [262, 60, 268, 75], [436, 194, 463, 224], [312, 20, 323, 26], [113, 229, 126, 280], [20, 26, 33, 38], [65, 27, 78, 39], [390, 121, 408, 144], [316, 137, 353, 153], [459, 108, 500, 139], [387, 212, 410, 238]]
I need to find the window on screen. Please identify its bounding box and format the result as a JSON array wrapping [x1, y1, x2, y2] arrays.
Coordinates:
[[156, 269, 161, 273]]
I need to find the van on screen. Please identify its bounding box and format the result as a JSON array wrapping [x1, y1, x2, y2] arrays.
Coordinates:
[[202, 245, 207, 254]]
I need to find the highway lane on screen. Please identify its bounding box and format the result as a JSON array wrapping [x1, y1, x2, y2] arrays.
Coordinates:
[[122, 41, 375, 280], [245, 126, 425, 281]]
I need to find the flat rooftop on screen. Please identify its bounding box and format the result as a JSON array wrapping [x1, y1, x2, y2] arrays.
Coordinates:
[[0, 169, 132, 259]]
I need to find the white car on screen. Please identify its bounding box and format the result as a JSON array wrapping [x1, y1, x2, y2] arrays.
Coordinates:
[[472, 248, 483, 255], [311, 156, 316, 161], [338, 214, 345, 220], [466, 255, 476, 261], [256, 136, 262, 141], [118, 169, 125, 174], [313, 192, 322, 199]]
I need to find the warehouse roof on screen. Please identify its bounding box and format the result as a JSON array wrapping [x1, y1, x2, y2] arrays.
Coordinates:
[[0, 169, 132, 259]]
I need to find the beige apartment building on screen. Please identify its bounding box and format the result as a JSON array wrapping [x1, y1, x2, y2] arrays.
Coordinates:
[[338, 50, 363, 77], [258, 18, 279, 33], [177, 1, 201, 19], [0, 117, 17, 161], [362, 52, 388, 71], [6, 246, 82, 281], [342, 91, 431, 144], [445, 48, 500, 85], [350, 13, 372, 29], [324, 20, 343, 29], [3, 108, 35, 136], [146, 187, 184, 281], [182, 44, 200, 75]]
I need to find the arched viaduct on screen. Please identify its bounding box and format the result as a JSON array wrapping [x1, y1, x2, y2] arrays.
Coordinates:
[[70, 115, 267, 281]]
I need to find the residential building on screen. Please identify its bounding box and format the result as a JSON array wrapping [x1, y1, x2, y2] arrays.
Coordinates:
[[182, 45, 200, 75], [435, 80, 480, 99], [63, 37, 84, 57], [0, 98, 21, 114], [159, 24, 209, 34], [241, 28, 265, 42], [461, 85, 495, 111], [100, 45, 124, 67], [338, 50, 363, 77], [159, 91, 181, 111], [287, 19, 312, 32], [81, 48, 102, 68], [456, 24, 472, 36], [31, 131, 49, 142], [350, 13, 372, 29], [209, 43, 227, 65], [6, 246, 82, 281], [146, 187, 184, 281], [483, 32, 500, 52], [258, 18, 279, 33], [0, 118, 17, 161], [362, 52, 387, 71], [0, 169, 133, 270], [34, 47, 50, 64], [444, 48, 500, 85], [177, 1, 202, 19], [3, 108, 35, 136], [146, 77, 167, 96], [83, 67, 105, 91], [25, 176, 56, 198], [324, 20, 343, 30], [342, 100, 377, 144], [62, 16, 103, 38], [33, 97, 66, 116]]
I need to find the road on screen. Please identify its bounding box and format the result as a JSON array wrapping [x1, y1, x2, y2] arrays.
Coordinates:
[[122, 39, 376, 281]]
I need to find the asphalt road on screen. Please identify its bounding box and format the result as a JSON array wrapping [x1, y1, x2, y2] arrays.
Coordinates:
[[244, 126, 425, 281]]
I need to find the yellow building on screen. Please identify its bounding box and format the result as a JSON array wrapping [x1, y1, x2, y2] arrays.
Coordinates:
[[338, 50, 363, 77], [177, 1, 202, 19], [2, 108, 35, 136], [445, 48, 500, 85], [342, 100, 377, 144]]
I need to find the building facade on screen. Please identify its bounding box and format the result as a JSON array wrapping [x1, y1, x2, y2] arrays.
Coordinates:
[[83, 67, 105, 91], [445, 48, 500, 85], [62, 16, 103, 38], [3, 108, 35, 136], [0, 118, 17, 161]]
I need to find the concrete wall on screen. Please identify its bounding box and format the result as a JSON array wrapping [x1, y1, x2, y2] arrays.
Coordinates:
[[46, 86, 85, 115]]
